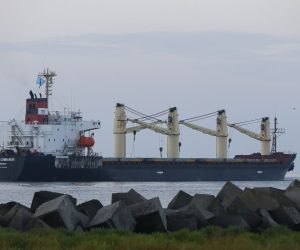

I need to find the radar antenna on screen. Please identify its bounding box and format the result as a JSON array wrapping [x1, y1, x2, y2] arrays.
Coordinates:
[[38, 68, 57, 99], [271, 117, 285, 154]]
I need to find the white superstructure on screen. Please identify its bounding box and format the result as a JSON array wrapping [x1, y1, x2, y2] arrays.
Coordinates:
[[0, 113, 101, 156], [0, 69, 101, 156]]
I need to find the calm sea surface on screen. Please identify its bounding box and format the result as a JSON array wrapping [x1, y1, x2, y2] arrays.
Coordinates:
[[0, 176, 298, 208]]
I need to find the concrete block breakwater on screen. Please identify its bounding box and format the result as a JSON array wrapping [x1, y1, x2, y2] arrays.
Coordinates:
[[2, 180, 300, 232]]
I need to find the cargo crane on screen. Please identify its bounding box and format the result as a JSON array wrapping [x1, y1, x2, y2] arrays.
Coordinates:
[[113, 104, 169, 158], [180, 110, 228, 158], [125, 107, 180, 158], [228, 117, 271, 155]]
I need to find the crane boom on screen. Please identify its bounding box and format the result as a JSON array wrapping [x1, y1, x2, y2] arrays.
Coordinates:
[[228, 124, 263, 141], [179, 110, 228, 158], [127, 118, 178, 135], [126, 121, 164, 134], [228, 117, 271, 155], [180, 121, 217, 137]]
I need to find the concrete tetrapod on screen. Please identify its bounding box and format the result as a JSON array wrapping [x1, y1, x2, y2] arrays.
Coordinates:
[[2, 180, 300, 232], [243, 188, 280, 211], [167, 190, 193, 210], [284, 189, 300, 207], [258, 209, 279, 229], [129, 197, 167, 233], [212, 214, 250, 230], [9, 208, 34, 231], [31, 191, 77, 212], [166, 204, 215, 231], [227, 196, 261, 228], [23, 217, 51, 231], [0, 202, 18, 217], [34, 195, 88, 231], [271, 206, 300, 230], [77, 200, 103, 220], [3, 203, 31, 227], [216, 182, 243, 208], [88, 201, 136, 232], [166, 208, 198, 232], [190, 194, 215, 210], [252, 187, 299, 211], [111, 189, 147, 206]]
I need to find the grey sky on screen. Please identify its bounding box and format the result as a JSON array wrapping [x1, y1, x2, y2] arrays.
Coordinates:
[[0, 0, 300, 41], [0, 0, 299, 175]]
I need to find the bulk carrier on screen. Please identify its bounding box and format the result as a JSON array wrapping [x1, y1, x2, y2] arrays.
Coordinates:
[[0, 69, 296, 181]]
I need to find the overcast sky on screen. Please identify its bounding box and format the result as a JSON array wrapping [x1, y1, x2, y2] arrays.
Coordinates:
[[0, 0, 299, 175], [0, 0, 300, 41]]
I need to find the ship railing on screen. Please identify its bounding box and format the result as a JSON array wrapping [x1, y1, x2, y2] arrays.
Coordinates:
[[282, 151, 297, 155], [14, 122, 24, 136], [49, 110, 82, 118], [47, 120, 78, 125], [8, 131, 35, 137], [102, 157, 279, 164], [7, 141, 33, 148], [9, 121, 25, 145], [93, 152, 102, 157], [271, 151, 296, 155]]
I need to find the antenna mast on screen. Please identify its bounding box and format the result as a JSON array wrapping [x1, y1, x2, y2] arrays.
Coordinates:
[[271, 117, 285, 154], [38, 68, 57, 99]]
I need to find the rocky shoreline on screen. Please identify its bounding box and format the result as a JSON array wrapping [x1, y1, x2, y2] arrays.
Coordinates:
[[1, 180, 300, 232]]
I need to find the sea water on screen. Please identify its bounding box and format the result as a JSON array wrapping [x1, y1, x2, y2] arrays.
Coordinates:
[[0, 177, 297, 207]]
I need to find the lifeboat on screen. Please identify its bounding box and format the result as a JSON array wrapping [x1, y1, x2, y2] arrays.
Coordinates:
[[78, 136, 95, 147]]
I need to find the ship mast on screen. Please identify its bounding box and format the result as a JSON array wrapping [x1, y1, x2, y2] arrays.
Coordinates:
[[271, 117, 285, 154], [38, 68, 56, 99]]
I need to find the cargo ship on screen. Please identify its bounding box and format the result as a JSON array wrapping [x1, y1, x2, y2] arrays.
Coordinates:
[[0, 69, 296, 181]]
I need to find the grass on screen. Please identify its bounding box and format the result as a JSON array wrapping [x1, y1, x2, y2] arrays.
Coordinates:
[[1, 226, 300, 250]]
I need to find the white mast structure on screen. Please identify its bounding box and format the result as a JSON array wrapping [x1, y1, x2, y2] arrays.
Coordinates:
[[180, 110, 228, 158], [114, 105, 180, 158], [228, 117, 271, 155], [38, 68, 57, 99]]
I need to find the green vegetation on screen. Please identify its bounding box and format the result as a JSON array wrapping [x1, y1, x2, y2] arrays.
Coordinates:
[[1, 226, 300, 250]]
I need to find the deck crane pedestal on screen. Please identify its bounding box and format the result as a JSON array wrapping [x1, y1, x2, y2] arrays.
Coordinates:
[[228, 117, 271, 155], [113, 104, 127, 158], [180, 110, 228, 158]]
